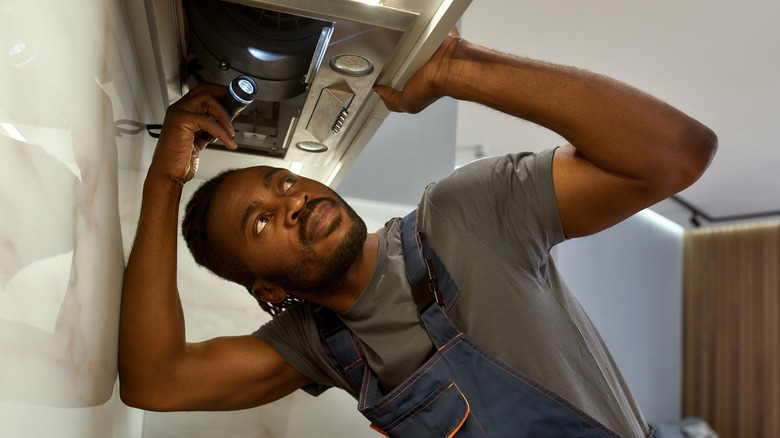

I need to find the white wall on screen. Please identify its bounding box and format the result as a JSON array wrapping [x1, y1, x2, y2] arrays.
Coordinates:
[[0, 0, 148, 435], [455, 0, 780, 227], [337, 99, 457, 206], [552, 210, 685, 423]]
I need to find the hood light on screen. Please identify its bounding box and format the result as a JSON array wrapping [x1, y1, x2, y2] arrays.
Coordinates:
[[330, 54, 374, 77], [296, 141, 328, 153]]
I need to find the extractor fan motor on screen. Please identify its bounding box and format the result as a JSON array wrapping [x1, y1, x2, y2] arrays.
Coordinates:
[[183, 0, 333, 157]]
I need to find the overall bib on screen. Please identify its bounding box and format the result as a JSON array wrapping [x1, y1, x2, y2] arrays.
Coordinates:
[[314, 210, 644, 437]]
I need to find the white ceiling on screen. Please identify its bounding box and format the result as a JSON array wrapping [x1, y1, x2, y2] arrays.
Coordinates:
[[456, 0, 779, 229]]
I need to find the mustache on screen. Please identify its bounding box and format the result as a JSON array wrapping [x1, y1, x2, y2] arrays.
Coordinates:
[[298, 197, 339, 245]]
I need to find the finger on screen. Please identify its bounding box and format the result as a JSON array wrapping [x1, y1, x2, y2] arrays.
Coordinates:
[[373, 84, 406, 112], [195, 91, 235, 135], [189, 113, 239, 150], [176, 85, 235, 136], [200, 98, 236, 141]]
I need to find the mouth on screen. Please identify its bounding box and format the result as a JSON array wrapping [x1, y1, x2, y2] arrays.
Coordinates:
[[301, 198, 341, 244]]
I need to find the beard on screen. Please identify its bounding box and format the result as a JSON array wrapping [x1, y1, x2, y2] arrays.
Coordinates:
[[265, 192, 368, 294]]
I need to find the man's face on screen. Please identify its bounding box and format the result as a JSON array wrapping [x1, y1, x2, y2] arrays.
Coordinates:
[[208, 166, 367, 294]]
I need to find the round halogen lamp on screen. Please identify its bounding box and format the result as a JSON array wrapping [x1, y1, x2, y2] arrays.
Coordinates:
[[330, 54, 374, 77], [296, 141, 328, 153]]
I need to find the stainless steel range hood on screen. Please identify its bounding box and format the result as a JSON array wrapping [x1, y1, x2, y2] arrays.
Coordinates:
[[128, 0, 470, 185]]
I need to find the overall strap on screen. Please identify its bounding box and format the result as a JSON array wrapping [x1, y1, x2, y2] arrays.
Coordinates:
[[314, 209, 464, 391], [312, 305, 365, 393], [400, 210, 462, 349]]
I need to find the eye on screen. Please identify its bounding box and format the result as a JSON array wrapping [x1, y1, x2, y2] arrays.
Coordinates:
[[282, 175, 296, 194], [255, 216, 269, 236]]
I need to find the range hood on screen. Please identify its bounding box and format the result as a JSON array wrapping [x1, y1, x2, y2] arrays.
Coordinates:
[[128, 0, 470, 185]]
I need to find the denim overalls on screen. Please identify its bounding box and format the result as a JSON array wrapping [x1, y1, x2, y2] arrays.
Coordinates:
[[314, 210, 640, 437]]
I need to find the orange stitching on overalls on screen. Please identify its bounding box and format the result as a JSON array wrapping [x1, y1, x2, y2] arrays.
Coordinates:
[[322, 329, 365, 391], [468, 411, 488, 437], [419, 310, 463, 351], [383, 382, 465, 434], [369, 423, 390, 437], [418, 262, 616, 433], [320, 338, 350, 384], [345, 357, 364, 372], [446, 386, 472, 438], [454, 338, 618, 437], [362, 337, 466, 415], [362, 354, 446, 413]]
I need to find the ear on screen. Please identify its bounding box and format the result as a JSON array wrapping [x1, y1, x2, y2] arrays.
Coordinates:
[[251, 279, 288, 304]]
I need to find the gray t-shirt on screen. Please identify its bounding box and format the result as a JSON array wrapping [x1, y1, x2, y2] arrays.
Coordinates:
[[254, 149, 649, 437]]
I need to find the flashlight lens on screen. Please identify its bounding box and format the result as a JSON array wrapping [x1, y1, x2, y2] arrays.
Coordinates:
[[238, 78, 255, 94]]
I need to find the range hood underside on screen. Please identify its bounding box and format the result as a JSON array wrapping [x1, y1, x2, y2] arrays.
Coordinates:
[[133, 0, 470, 185]]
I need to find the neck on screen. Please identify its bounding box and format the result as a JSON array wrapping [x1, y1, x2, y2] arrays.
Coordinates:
[[296, 232, 379, 313]]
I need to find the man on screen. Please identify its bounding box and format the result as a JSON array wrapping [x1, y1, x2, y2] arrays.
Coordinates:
[[119, 29, 716, 437]]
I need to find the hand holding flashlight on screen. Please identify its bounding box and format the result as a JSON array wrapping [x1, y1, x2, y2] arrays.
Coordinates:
[[200, 75, 258, 144]]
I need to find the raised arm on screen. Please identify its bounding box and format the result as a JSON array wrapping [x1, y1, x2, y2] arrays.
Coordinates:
[[375, 30, 717, 238], [119, 83, 311, 411]]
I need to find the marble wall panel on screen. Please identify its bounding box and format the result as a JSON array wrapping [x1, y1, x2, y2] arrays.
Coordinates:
[[0, 0, 149, 435]]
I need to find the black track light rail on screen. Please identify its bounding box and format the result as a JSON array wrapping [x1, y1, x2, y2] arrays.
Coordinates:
[[671, 195, 780, 227]]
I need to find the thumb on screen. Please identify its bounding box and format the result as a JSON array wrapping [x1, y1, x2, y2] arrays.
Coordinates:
[[373, 84, 405, 112]]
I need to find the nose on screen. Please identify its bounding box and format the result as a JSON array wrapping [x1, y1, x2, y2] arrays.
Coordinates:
[[284, 191, 309, 226]]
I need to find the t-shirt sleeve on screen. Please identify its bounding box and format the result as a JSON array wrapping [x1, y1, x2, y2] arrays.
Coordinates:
[[420, 148, 565, 267], [252, 304, 355, 397]]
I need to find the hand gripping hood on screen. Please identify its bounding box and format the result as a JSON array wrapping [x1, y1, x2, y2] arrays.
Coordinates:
[[128, 0, 471, 185]]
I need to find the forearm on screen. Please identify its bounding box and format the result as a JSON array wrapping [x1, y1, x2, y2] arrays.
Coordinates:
[[376, 31, 716, 238], [116, 83, 298, 410], [119, 171, 187, 387], [443, 40, 716, 185]]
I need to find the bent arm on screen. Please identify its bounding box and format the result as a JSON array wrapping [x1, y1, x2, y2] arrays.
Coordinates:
[[119, 84, 312, 411], [447, 41, 716, 237], [120, 173, 310, 411], [376, 32, 717, 237]]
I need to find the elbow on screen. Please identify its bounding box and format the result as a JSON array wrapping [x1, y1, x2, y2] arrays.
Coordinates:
[[118, 370, 176, 412], [118, 382, 148, 410], [119, 384, 176, 412], [118, 375, 156, 411], [118, 376, 148, 410], [118, 361, 149, 410], [668, 120, 718, 192]]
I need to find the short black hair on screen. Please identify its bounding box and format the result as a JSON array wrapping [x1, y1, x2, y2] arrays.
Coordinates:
[[182, 169, 303, 317], [181, 169, 254, 289]]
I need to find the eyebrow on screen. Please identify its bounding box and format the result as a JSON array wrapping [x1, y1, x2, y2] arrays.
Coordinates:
[[263, 167, 283, 188], [239, 168, 285, 238], [240, 200, 261, 239]]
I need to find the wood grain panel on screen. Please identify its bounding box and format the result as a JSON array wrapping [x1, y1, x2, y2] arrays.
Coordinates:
[[682, 221, 779, 438]]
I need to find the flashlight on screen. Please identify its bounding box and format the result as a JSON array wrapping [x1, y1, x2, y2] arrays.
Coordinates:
[[200, 75, 258, 144]]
